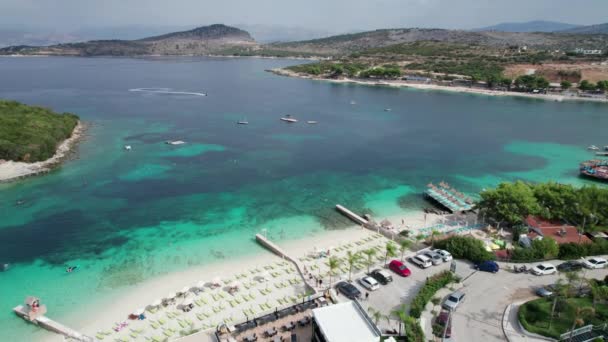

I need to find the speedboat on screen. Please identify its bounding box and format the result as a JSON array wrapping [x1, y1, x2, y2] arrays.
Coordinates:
[[350, 101, 357, 105], [124, 145, 132, 151], [604, 146, 608, 151], [588, 145, 599, 151], [384, 108, 392, 112], [166, 140, 186, 145], [307, 121, 318, 124], [280, 114, 297, 123], [237, 119, 248, 125]]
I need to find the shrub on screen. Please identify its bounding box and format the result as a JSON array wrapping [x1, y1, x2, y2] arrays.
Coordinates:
[[434, 236, 495, 263], [403, 316, 424, 342], [409, 271, 454, 318]]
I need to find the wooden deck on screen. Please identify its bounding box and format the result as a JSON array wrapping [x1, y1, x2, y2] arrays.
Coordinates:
[[13, 305, 95, 342]]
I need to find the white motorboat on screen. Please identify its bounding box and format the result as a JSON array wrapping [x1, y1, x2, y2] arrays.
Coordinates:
[[166, 140, 186, 145], [588, 145, 600, 151], [384, 108, 392, 112], [237, 119, 249, 125], [307, 121, 318, 124], [124, 145, 132, 151], [280, 114, 297, 123]]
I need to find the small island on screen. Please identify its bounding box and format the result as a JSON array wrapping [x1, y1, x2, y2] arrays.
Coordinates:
[[0, 100, 83, 182]]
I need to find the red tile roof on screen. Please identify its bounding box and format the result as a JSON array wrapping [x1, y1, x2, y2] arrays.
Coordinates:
[[526, 216, 592, 244]]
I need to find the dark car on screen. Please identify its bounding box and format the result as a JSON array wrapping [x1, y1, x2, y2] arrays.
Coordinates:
[[475, 260, 499, 273], [335, 281, 361, 299], [370, 269, 393, 285], [557, 261, 583, 272], [434, 311, 452, 338]]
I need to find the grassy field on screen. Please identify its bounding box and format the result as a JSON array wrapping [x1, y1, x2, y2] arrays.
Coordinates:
[[0, 100, 79, 162], [518, 297, 608, 339]]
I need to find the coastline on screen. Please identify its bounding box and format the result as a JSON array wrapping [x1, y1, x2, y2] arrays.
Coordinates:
[[269, 68, 608, 104], [0, 121, 85, 183], [40, 210, 437, 342]]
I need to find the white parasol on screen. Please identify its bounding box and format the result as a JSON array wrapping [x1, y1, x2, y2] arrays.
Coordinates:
[[212, 277, 221, 286], [182, 297, 194, 306], [180, 286, 190, 294], [196, 281, 206, 289], [133, 308, 145, 316], [151, 299, 162, 308], [229, 281, 240, 289], [166, 292, 176, 299]]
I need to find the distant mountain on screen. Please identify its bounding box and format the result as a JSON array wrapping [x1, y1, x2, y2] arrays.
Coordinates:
[[0, 24, 258, 56], [474, 21, 580, 33], [269, 27, 608, 56], [0, 30, 81, 48], [560, 23, 608, 34], [236, 24, 341, 43]]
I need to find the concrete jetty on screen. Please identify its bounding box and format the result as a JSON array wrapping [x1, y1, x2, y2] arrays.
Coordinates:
[[255, 234, 317, 294], [335, 204, 368, 225], [13, 300, 94, 342]]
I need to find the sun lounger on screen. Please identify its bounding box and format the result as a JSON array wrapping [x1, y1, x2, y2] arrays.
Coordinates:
[[152, 336, 164, 342], [95, 333, 105, 340]]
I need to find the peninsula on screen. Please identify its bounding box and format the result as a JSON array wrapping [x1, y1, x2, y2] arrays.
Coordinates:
[[0, 100, 82, 182]]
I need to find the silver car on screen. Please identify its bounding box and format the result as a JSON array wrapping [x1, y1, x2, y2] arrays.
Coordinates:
[[422, 251, 444, 265], [442, 291, 465, 311]]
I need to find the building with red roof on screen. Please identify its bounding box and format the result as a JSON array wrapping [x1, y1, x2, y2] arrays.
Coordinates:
[[525, 215, 592, 245]]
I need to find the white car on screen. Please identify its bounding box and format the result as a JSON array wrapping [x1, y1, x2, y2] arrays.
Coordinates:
[[583, 257, 608, 269], [531, 263, 557, 276], [358, 276, 380, 291], [422, 251, 444, 265], [436, 249, 453, 262], [410, 255, 432, 268]]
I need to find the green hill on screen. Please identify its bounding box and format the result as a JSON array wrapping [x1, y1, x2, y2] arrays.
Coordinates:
[[0, 100, 79, 162]]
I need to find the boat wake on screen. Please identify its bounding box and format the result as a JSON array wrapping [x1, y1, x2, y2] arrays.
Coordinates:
[[129, 88, 207, 97]]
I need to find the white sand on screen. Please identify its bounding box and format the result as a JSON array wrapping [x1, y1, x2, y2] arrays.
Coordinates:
[[0, 121, 84, 182], [39, 211, 440, 342], [271, 68, 608, 104]]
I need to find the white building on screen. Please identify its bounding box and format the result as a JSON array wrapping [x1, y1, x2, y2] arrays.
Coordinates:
[[312, 301, 382, 342]]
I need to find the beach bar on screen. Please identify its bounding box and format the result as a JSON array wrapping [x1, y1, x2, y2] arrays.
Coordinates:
[[13, 297, 94, 342]]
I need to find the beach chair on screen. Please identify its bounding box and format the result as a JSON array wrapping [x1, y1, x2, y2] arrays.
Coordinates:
[[158, 318, 166, 325], [152, 336, 164, 342], [95, 333, 105, 340], [196, 313, 205, 321]]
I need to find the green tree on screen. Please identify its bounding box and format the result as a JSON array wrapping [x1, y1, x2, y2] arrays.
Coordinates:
[[399, 239, 412, 261], [531, 237, 559, 259], [327, 256, 341, 288], [368, 307, 386, 326], [362, 248, 377, 274], [477, 181, 540, 227], [567, 307, 595, 342], [346, 251, 361, 281], [579, 80, 596, 91], [430, 229, 441, 247], [500, 77, 512, 90], [384, 242, 398, 267], [561, 80, 572, 90]]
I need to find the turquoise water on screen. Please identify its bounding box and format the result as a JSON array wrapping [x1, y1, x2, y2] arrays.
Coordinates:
[[0, 57, 607, 340]]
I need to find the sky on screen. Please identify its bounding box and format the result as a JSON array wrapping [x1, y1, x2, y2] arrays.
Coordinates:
[[1, 0, 607, 32]]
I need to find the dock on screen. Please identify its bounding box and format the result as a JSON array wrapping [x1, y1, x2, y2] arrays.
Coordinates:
[[424, 182, 474, 213], [255, 234, 317, 294], [13, 304, 95, 342], [335, 204, 368, 225]]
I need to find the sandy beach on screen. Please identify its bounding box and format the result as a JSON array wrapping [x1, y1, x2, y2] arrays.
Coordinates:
[[0, 121, 85, 183], [270, 68, 608, 104], [39, 210, 441, 342]]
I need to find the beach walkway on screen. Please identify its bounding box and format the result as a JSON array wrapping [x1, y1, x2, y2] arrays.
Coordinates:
[[13, 305, 94, 342]]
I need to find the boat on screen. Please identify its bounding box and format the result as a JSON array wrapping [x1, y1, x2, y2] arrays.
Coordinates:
[[350, 101, 357, 105], [237, 119, 249, 125], [280, 114, 297, 123], [384, 108, 392, 112], [588, 145, 600, 151], [307, 121, 318, 124], [604, 146, 608, 151], [580, 160, 608, 181], [166, 140, 186, 145], [124, 145, 132, 151]]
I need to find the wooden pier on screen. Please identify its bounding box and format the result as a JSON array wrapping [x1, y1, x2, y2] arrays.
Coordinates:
[[13, 302, 94, 342]]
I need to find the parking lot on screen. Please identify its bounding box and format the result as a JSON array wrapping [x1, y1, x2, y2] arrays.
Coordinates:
[[333, 254, 608, 341]]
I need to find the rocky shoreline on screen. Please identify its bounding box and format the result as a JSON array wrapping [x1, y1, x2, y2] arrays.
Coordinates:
[[269, 68, 608, 104], [0, 121, 86, 183]]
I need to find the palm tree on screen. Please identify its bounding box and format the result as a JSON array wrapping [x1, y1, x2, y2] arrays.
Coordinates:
[[430, 229, 441, 247], [549, 279, 568, 329], [399, 239, 412, 261], [384, 242, 398, 267], [391, 304, 409, 336], [327, 256, 341, 288], [368, 307, 386, 326], [567, 307, 595, 342], [362, 248, 377, 274], [346, 251, 361, 281]]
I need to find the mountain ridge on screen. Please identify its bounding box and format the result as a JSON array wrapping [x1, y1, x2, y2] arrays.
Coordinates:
[[474, 20, 580, 33]]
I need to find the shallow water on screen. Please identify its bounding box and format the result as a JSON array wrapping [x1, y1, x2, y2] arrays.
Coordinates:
[[0, 56, 606, 340]]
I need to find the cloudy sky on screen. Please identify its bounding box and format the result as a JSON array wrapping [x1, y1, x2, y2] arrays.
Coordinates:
[[1, 0, 607, 32]]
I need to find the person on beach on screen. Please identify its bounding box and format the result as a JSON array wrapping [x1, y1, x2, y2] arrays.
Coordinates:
[[365, 292, 369, 300]]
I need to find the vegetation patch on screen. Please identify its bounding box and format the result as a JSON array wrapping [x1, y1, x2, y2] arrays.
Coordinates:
[[0, 100, 79, 162], [409, 270, 456, 318], [434, 236, 495, 263]]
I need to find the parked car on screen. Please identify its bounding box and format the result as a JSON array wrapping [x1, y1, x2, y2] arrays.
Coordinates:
[[583, 257, 608, 269], [531, 263, 557, 276], [358, 276, 380, 291], [335, 281, 361, 299], [535, 286, 554, 298], [434, 311, 452, 338], [422, 251, 444, 265], [435, 249, 453, 262], [557, 260, 583, 272], [370, 269, 393, 285], [409, 255, 432, 269], [474, 260, 499, 273], [442, 291, 465, 311], [389, 260, 412, 277]]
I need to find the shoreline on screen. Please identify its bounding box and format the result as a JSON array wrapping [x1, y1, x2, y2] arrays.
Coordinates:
[[269, 68, 608, 104], [0, 121, 85, 183], [40, 210, 437, 341]]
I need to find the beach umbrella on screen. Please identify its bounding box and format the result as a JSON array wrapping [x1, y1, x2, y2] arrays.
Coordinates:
[[196, 281, 206, 289], [151, 299, 162, 308], [229, 281, 240, 289], [182, 297, 194, 306], [133, 308, 145, 316], [166, 292, 176, 299], [261, 271, 270, 281], [212, 277, 221, 286], [180, 286, 190, 294]]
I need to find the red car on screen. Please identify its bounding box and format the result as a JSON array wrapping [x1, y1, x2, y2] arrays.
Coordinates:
[[388, 260, 411, 277]]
